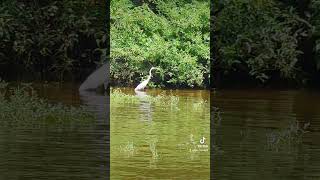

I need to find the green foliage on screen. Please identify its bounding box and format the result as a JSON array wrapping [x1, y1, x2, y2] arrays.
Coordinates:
[[0, 80, 95, 129], [111, 0, 210, 88], [110, 88, 183, 109], [0, 0, 106, 80], [311, 0, 320, 70], [215, 0, 306, 82]]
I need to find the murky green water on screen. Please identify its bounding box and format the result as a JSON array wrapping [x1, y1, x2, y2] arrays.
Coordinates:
[[0, 83, 109, 179], [212, 89, 320, 180], [4, 82, 319, 179], [110, 88, 210, 179], [0, 83, 210, 179]]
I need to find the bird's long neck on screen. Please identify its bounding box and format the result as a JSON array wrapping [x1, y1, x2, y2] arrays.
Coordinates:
[[148, 69, 153, 79]]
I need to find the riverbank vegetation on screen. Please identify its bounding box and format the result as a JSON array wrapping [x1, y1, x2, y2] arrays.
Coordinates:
[[111, 88, 209, 108], [111, 0, 210, 88], [0, 0, 106, 82], [213, 0, 320, 88], [0, 79, 95, 129]]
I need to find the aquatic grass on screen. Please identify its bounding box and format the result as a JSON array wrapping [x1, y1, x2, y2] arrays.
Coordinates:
[[148, 139, 159, 160], [266, 121, 310, 152], [0, 78, 8, 89], [148, 139, 160, 168], [211, 106, 222, 127], [193, 100, 209, 110], [119, 141, 138, 157], [148, 94, 180, 111], [0, 81, 95, 129], [211, 106, 224, 155], [110, 89, 181, 110], [110, 89, 140, 104], [111, 89, 209, 112]]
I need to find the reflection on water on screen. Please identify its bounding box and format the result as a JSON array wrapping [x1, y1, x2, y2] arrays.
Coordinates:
[[135, 90, 153, 122], [111, 88, 210, 179], [79, 90, 109, 122], [212, 89, 320, 180], [0, 83, 109, 179]]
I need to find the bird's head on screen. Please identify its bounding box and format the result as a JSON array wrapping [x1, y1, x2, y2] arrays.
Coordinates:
[[148, 67, 160, 77], [149, 67, 160, 74], [150, 67, 160, 71]]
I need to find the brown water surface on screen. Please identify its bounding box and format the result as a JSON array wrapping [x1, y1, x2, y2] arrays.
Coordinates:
[[212, 89, 320, 180], [1, 83, 210, 179], [0, 82, 109, 180]]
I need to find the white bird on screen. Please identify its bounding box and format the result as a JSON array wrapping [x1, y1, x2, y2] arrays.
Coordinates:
[[79, 62, 109, 91], [135, 67, 159, 91]]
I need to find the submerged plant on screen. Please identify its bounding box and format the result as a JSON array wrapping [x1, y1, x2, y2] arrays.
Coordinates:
[[0, 78, 8, 89], [110, 89, 140, 104], [119, 141, 137, 157], [149, 94, 180, 111], [193, 100, 209, 110], [110, 89, 183, 111], [266, 121, 310, 152], [0, 81, 95, 129], [211, 106, 223, 155], [149, 140, 159, 159]]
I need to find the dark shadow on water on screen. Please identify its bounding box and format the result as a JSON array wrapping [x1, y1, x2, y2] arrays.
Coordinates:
[[79, 90, 109, 123], [212, 89, 320, 180]]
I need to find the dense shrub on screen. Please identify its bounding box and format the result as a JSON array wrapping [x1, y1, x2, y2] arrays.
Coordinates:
[[215, 0, 307, 83], [311, 0, 320, 70], [214, 0, 320, 86], [111, 0, 210, 88], [0, 0, 107, 81]]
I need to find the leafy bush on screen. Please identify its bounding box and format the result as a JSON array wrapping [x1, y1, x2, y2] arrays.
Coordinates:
[[111, 0, 210, 88], [0, 0, 107, 81], [213, 0, 320, 86], [215, 0, 306, 82], [311, 0, 320, 70]]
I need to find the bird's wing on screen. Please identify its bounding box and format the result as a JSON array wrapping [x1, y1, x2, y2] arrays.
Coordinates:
[[79, 62, 109, 91], [135, 80, 148, 90]]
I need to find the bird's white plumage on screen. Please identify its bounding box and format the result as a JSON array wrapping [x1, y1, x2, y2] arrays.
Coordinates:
[[79, 62, 109, 91], [134, 67, 159, 91]]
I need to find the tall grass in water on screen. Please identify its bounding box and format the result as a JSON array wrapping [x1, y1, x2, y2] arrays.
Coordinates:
[[0, 79, 95, 129], [149, 139, 159, 160], [110, 89, 140, 104], [119, 141, 137, 157], [110, 89, 209, 111], [148, 138, 160, 168], [110, 89, 180, 107], [266, 121, 310, 152], [211, 107, 224, 155]]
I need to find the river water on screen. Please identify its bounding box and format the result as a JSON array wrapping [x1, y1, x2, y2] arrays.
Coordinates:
[[0, 83, 210, 179], [4, 83, 318, 179], [0, 83, 109, 180], [212, 89, 320, 180], [110, 88, 210, 179]]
